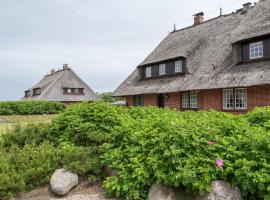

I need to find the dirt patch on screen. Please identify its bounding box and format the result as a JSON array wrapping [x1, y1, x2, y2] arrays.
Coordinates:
[[15, 181, 117, 200]]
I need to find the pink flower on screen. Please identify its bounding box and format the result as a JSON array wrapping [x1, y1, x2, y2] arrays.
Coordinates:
[[216, 160, 224, 168], [208, 141, 216, 145]]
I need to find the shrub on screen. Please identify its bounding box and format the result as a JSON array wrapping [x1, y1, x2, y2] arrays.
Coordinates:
[[0, 101, 66, 115], [103, 107, 270, 200]]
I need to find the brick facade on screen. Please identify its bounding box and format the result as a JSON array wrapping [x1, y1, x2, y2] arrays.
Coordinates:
[[125, 85, 270, 113]]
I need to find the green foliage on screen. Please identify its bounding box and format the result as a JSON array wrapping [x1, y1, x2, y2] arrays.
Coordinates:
[[245, 106, 270, 129], [98, 92, 121, 103], [0, 101, 65, 115], [103, 107, 270, 200]]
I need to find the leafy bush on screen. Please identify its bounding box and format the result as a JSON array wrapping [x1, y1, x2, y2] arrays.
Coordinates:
[[245, 106, 270, 129], [0, 101, 66, 115], [103, 107, 270, 200]]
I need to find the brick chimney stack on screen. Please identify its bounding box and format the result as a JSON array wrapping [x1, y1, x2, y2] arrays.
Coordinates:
[[63, 64, 69, 70], [243, 2, 252, 10], [193, 12, 204, 26]]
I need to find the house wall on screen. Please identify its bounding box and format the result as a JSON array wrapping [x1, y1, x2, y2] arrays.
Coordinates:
[[125, 85, 270, 113]]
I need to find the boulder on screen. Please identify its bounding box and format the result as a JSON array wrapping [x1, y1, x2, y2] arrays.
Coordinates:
[[197, 181, 242, 200], [50, 169, 78, 196], [148, 183, 192, 200]]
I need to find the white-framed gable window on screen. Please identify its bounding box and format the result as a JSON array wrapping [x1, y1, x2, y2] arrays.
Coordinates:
[[235, 88, 247, 109], [175, 60, 183, 73], [250, 41, 263, 59], [159, 64, 166, 76], [145, 66, 152, 78]]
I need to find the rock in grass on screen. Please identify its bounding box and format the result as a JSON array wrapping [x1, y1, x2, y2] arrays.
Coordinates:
[[50, 169, 78, 196], [197, 181, 242, 200]]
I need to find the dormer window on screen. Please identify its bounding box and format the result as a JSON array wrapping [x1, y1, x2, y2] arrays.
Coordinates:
[[175, 60, 183, 73], [63, 88, 84, 95], [24, 90, 31, 97], [33, 88, 41, 96], [146, 66, 152, 78], [249, 41, 263, 59], [159, 64, 166, 75]]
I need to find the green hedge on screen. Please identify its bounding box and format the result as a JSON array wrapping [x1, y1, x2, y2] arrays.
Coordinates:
[[1, 103, 270, 200], [0, 101, 66, 115]]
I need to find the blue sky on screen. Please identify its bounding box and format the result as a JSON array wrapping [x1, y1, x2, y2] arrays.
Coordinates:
[[0, 0, 255, 100]]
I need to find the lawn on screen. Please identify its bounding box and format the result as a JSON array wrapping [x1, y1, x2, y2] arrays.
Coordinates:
[[0, 114, 57, 134]]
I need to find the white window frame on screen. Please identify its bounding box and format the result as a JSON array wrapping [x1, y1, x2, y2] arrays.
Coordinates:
[[249, 41, 263, 59], [146, 66, 152, 78], [159, 64, 166, 76], [181, 92, 190, 109], [74, 88, 79, 94], [190, 91, 198, 109], [175, 60, 183, 73], [67, 88, 72, 94], [222, 89, 234, 110], [235, 88, 247, 110]]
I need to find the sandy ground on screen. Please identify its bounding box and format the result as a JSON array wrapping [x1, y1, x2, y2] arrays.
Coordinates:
[[15, 181, 117, 200]]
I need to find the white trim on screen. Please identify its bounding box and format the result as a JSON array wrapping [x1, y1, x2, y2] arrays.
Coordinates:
[[159, 64, 166, 75], [249, 41, 263, 59], [146, 66, 152, 78]]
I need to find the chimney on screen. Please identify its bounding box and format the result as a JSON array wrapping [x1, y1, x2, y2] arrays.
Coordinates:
[[193, 12, 204, 26], [63, 64, 69, 70], [50, 69, 55, 74], [243, 2, 252, 10]]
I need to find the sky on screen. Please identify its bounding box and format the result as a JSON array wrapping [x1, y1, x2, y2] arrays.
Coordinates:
[[0, 0, 256, 100]]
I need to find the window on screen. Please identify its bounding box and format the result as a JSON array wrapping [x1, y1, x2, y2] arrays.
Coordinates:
[[159, 64, 166, 75], [146, 66, 152, 78], [24, 90, 31, 97], [33, 88, 41, 96], [222, 89, 234, 110], [235, 88, 247, 109], [190, 91, 198, 109], [250, 41, 263, 59], [134, 95, 144, 106], [175, 60, 183, 73], [181, 91, 198, 109], [63, 88, 84, 95], [222, 88, 247, 110]]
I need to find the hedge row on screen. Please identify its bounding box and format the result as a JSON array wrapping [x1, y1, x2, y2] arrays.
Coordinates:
[[0, 101, 66, 115], [1, 102, 270, 199]]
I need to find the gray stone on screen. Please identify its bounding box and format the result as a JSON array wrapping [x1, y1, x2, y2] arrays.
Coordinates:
[[50, 169, 79, 196], [148, 183, 192, 200], [197, 181, 242, 200]]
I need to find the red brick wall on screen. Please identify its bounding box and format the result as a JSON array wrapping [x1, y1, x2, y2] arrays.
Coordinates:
[[248, 85, 270, 111], [125, 85, 270, 112]]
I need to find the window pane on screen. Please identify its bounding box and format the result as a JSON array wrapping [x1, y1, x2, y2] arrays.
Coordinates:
[[190, 91, 198, 109], [223, 89, 234, 109], [182, 92, 189, 108], [249, 41, 263, 59], [159, 64, 166, 75], [175, 60, 182, 73], [134, 95, 144, 106], [146, 66, 152, 78], [235, 88, 247, 109]]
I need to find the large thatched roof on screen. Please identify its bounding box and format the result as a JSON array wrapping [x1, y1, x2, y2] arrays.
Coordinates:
[[113, 0, 270, 96], [21, 67, 99, 102]]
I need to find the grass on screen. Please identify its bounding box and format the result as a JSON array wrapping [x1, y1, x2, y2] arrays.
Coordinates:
[[0, 114, 57, 134]]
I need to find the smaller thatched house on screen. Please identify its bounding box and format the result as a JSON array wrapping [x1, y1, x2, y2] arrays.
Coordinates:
[[22, 64, 99, 103], [113, 0, 270, 113]]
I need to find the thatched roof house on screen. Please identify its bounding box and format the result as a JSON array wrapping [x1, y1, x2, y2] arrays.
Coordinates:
[[22, 64, 99, 103], [114, 0, 270, 113]]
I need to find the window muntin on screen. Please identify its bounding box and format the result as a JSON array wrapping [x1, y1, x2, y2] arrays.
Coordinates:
[[134, 95, 144, 106], [175, 60, 183, 73], [235, 88, 247, 109], [222, 88, 247, 110], [250, 41, 263, 59], [25, 90, 31, 97], [145, 66, 152, 78], [74, 88, 79, 94], [33, 88, 41, 96], [159, 64, 166, 75], [63, 88, 84, 95], [190, 91, 198, 109], [222, 89, 234, 110]]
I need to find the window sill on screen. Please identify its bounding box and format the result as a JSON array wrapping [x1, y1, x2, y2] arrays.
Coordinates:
[[236, 57, 270, 66], [141, 72, 185, 80], [222, 109, 247, 112]]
